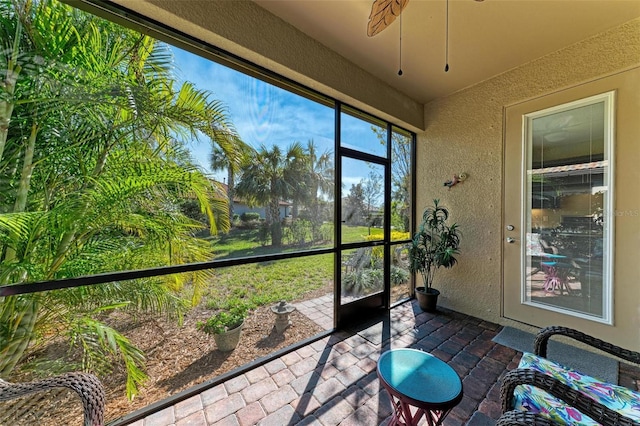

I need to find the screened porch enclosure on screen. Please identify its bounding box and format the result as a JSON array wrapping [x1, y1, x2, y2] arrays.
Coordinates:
[[0, 0, 414, 423]]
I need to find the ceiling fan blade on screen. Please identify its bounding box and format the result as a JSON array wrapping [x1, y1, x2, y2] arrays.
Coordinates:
[[367, 0, 410, 37]]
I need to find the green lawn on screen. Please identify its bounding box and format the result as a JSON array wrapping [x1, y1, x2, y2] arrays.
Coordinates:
[[200, 225, 387, 311], [209, 225, 380, 257], [341, 225, 383, 243], [202, 254, 334, 310]]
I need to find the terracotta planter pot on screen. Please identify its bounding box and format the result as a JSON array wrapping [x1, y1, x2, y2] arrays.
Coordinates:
[[415, 287, 440, 312], [213, 321, 244, 352]]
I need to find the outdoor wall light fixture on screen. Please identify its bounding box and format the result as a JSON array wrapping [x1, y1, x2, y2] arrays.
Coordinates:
[[444, 172, 468, 189]]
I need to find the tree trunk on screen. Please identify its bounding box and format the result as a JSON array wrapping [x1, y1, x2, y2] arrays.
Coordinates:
[[227, 168, 234, 221], [0, 26, 21, 166], [12, 123, 38, 214], [269, 199, 282, 247], [0, 96, 15, 165]]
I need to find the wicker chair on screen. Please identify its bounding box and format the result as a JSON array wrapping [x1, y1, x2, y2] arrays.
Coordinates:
[[0, 372, 105, 426], [496, 409, 557, 426], [498, 326, 640, 426]]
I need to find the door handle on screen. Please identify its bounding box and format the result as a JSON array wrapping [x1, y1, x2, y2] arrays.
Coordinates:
[[506, 237, 516, 243]]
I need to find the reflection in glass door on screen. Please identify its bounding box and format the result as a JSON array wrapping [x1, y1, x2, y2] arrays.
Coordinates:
[[523, 92, 613, 321]]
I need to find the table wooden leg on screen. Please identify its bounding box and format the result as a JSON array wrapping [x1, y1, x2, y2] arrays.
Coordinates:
[[389, 397, 453, 426], [389, 395, 415, 425], [423, 408, 454, 426]]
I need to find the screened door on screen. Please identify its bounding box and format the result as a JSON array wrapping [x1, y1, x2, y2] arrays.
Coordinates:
[[336, 105, 413, 326]]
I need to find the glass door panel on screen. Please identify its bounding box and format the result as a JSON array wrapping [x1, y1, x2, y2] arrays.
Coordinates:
[[391, 127, 412, 240], [339, 157, 386, 307], [341, 158, 385, 243], [524, 93, 613, 320], [341, 247, 384, 303], [340, 107, 387, 158], [336, 107, 414, 322], [390, 242, 411, 303]]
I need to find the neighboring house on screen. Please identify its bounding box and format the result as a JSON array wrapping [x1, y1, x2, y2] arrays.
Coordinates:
[[233, 200, 292, 220], [216, 181, 292, 220]]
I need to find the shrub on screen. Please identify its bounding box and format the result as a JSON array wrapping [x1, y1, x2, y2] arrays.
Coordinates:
[[343, 247, 380, 271], [320, 223, 334, 242], [342, 268, 383, 297], [364, 232, 410, 259], [240, 212, 261, 222], [390, 265, 410, 286], [285, 219, 311, 246], [342, 270, 371, 297], [391, 231, 411, 241], [258, 222, 271, 246]]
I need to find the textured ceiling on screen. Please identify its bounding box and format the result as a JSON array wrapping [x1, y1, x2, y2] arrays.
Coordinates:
[[253, 0, 640, 104]]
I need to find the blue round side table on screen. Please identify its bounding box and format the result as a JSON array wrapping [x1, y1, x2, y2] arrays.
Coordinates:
[[377, 348, 463, 426]]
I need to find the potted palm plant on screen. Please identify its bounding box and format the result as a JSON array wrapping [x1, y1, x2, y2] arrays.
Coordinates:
[[197, 301, 248, 352], [409, 199, 461, 312]]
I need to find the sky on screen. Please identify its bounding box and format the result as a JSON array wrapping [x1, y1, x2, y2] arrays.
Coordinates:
[[170, 46, 385, 193]]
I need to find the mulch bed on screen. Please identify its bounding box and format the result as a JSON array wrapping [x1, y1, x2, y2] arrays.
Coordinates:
[[105, 304, 324, 423], [7, 283, 415, 424], [4, 300, 326, 426]]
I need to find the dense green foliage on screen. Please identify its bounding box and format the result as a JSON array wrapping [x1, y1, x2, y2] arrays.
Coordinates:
[[235, 141, 334, 247], [0, 0, 244, 398], [240, 212, 261, 223], [0, 0, 411, 405]]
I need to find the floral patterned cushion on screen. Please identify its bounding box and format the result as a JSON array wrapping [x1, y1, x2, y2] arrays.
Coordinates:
[[513, 352, 640, 425]]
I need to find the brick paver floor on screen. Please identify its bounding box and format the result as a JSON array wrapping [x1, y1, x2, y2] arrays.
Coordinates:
[[123, 298, 639, 426], [294, 294, 334, 331]]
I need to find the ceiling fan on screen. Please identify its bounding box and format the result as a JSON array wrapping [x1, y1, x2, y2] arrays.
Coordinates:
[[367, 0, 484, 37], [366, 0, 484, 73], [367, 0, 409, 37]]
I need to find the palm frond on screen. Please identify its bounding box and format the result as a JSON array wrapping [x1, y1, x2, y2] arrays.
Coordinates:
[[69, 315, 147, 400]]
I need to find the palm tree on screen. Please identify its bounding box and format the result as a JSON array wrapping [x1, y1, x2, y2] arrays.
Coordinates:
[[235, 142, 308, 247], [0, 0, 245, 399], [211, 142, 254, 224], [211, 144, 236, 221], [303, 140, 334, 239], [372, 126, 412, 232]]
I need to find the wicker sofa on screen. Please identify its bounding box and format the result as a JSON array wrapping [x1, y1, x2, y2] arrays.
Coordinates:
[[498, 326, 640, 426]]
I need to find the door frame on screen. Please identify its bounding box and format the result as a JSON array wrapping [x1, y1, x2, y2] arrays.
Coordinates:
[[334, 103, 416, 328], [502, 83, 624, 329]]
